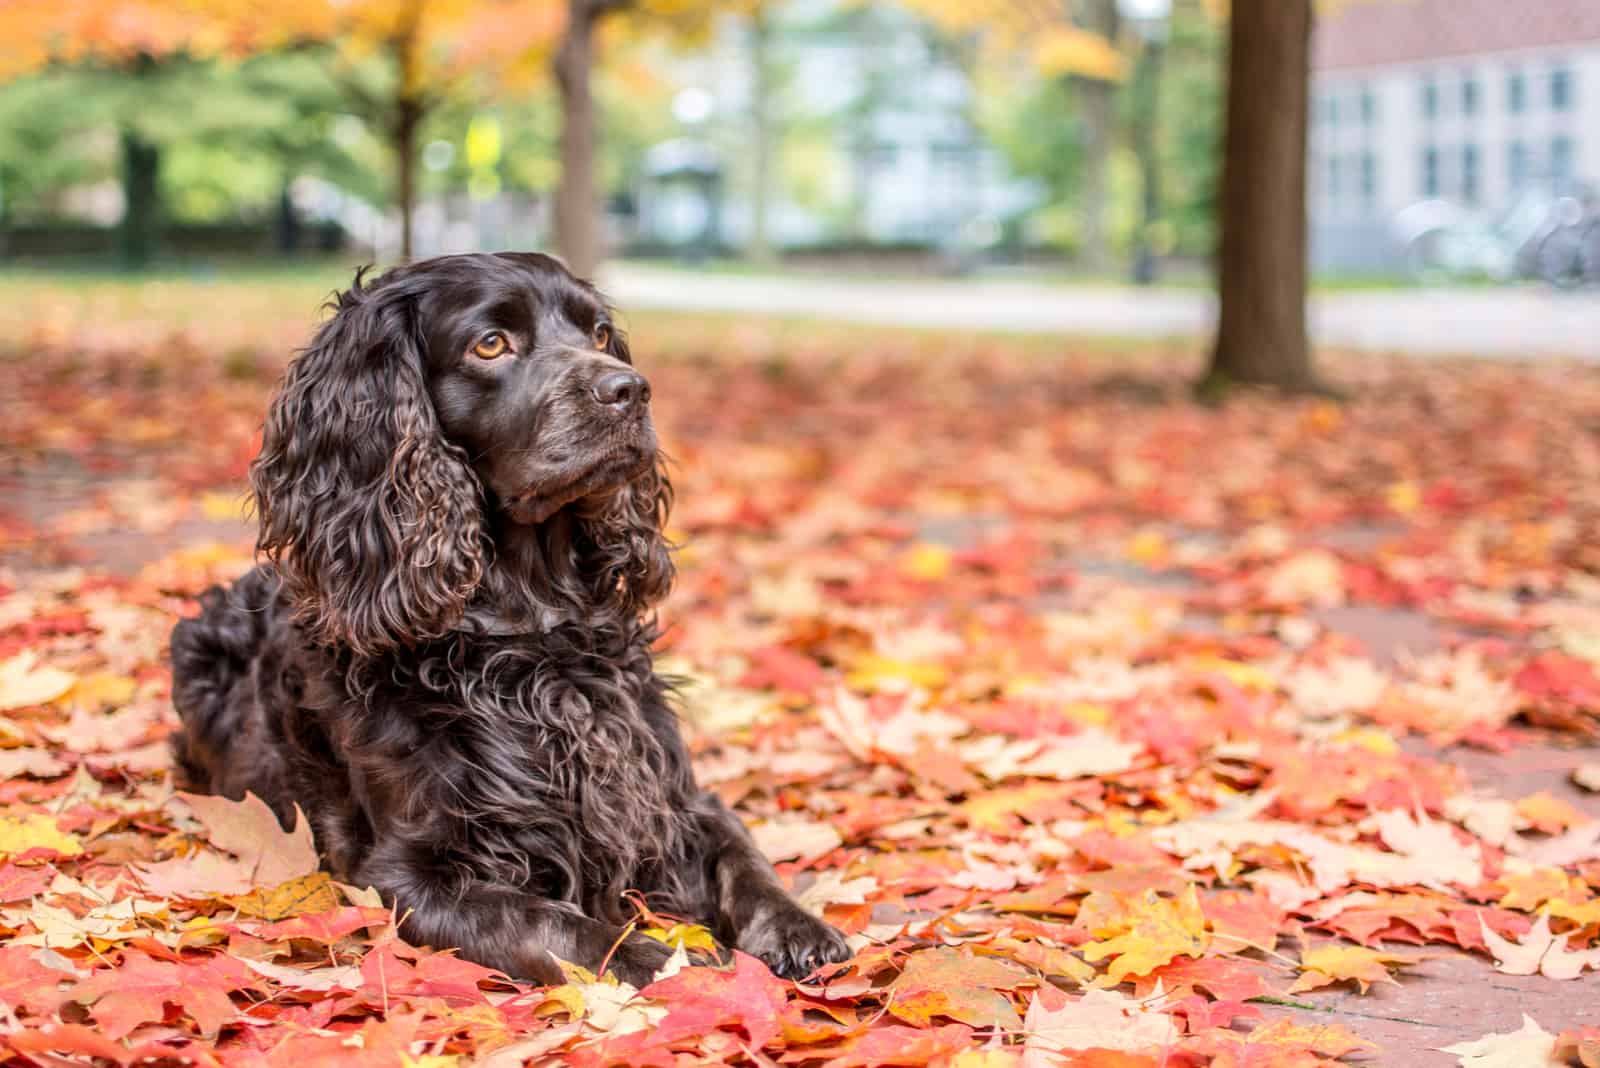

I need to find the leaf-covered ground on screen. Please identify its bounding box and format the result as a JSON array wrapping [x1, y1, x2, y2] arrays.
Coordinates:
[[1, 284, 1598, 1067]]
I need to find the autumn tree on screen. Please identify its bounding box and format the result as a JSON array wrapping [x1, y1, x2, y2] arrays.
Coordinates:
[[0, 2, 257, 266], [1199, 0, 1320, 394], [904, 0, 1125, 269]]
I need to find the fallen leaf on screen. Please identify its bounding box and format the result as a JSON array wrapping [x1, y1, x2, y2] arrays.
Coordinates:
[[1438, 1015, 1563, 1067], [887, 946, 1029, 1030], [1020, 986, 1178, 1064], [1289, 943, 1414, 994], [0, 653, 76, 712], [0, 813, 83, 859]]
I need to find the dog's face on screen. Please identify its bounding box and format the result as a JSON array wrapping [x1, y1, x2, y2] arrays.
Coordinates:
[[252, 252, 674, 654], [413, 253, 657, 525]]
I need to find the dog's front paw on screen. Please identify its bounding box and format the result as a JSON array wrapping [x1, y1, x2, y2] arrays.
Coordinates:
[[602, 932, 678, 988], [739, 905, 851, 980]]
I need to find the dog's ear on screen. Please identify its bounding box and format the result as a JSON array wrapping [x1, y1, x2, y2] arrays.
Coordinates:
[[251, 268, 487, 656]]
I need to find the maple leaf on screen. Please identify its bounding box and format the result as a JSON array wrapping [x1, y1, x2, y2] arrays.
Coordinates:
[[0, 813, 82, 859], [3, 1025, 208, 1068], [626, 952, 786, 1051], [1019, 986, 1178, 1064], [138, 791, 318, 895], [1289, 943, 1415, 994], [222, 872, 341, 920], [0, 651, 76, 711], [1553, 1027, 1600, 1068], [1080, 887, 1209, 985], [1479, 913, 1600, 980], [886, 946, 1030, 1030], [1438, 1015, 1564, 1068], [67, 949, 261, 1039], [0, 861, 53, 903], [748, 815, 842, 863], [250, 904, 394, 944], [818, 1023, 978, 1068]]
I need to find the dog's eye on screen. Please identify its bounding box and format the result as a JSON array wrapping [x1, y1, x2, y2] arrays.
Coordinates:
[[592, 323, 611, 351], [472, 332, 510, 359]]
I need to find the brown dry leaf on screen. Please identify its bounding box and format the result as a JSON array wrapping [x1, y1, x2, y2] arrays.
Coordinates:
[[137, 792, 318, 896]]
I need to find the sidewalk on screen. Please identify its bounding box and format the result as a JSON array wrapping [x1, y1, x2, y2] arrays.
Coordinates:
[[603, 263, 1600, 360]]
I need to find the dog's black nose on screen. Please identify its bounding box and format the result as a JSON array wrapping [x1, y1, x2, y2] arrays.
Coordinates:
[[593, 370, 650, 411]]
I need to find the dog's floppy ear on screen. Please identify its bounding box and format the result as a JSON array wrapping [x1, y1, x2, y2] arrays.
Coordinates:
[[251, 268, 487, 656]]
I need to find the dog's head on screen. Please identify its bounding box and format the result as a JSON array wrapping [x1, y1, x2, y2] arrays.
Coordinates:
[[251, 252, 672, 655]]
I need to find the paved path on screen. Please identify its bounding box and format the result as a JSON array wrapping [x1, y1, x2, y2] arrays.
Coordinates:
[[604, 264, 1600, 359]]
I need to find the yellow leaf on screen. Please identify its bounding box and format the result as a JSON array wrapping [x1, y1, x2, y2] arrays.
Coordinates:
[[1125, 529, 1169, 566], [900, 543, 953, 581], [199, 491, 248, 522], [1387, 481, 1421, 515], [1187, 656, 1274, 691], [1290, 944, 1413, 993], [402, 1057, 459, 1068], [1081, 886, 1208, 985], [0, 813, 83, 858], [844, 655, 948, 693], [224, 872, 341, 920], [532, 983, 587, 1019], [0, 653, 77, 712], [58, 672, 137, 712], [641, 922, 719, 953], [1033, 25, 1126, 81]]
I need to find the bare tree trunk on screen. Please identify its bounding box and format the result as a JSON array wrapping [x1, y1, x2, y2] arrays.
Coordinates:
[[556, 0, 602, 278], [394, 97, 420, 263], [391, 10, 425, 264], [746, 2, 777, 266], [119, 128, 161, 269], [1200, 0, 1318, 394], [1072, 0, 1120, 274]]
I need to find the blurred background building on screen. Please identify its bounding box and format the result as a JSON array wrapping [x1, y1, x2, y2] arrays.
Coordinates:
[[1310, 0, 1600, 273]]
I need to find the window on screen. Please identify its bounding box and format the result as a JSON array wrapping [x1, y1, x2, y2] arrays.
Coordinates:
[[1552, 137, 1575, 181], [1361, 153, 1378, 207], [1360, 85, 1376, 124], [1422, 146, 1441, 196], [1422, 76, 1439, 119], [1551, 66, 1574, 111], [1327, 95, 1339, 127], [1508, 70, 1527, 113], [1509, 140, 1530, 190], [1329, 155, 1343, 202], [1461, 73, 1479, 116], [1461, 144, 1480, 204]]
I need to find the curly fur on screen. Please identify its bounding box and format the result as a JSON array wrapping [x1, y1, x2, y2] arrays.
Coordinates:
[[170, 253, 848, 985]]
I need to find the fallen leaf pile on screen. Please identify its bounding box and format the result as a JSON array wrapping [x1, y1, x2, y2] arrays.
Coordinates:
[[1, 307, 1598, 1066]]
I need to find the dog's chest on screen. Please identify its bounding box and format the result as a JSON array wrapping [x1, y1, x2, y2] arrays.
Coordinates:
[[404, 640, 693, 906]]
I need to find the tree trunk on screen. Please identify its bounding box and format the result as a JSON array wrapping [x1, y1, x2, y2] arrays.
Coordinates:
[[388, 11, 426, 265], [746, 2, 777, 266], [394, 96, 421, 262], [119, 128, 160, 269], [1201, 0, 1317, 394], [275, 177, 301, 255], [1072, 0, 1120, 274], [1129, 35, 1163, 285], [556, 0, 601, 279]]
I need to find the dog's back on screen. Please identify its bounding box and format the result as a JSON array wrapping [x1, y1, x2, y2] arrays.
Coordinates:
[[169, 565, 293, 813]]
